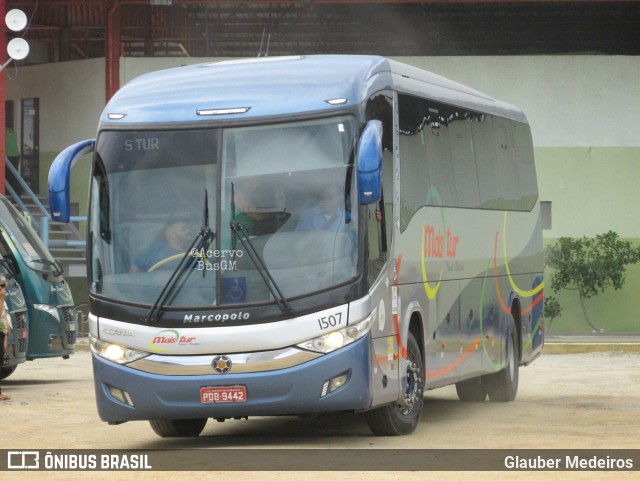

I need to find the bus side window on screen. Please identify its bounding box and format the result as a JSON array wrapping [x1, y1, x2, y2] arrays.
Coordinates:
[[368, 150, 393, 278], [365, 93, 393, 286]]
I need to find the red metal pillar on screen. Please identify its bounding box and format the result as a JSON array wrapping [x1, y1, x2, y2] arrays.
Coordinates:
[[0, 0, 7, 194], [106, 0, 121, 102]]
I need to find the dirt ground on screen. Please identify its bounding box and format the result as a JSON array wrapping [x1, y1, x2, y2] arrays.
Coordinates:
[[1, 348, 639, 481]]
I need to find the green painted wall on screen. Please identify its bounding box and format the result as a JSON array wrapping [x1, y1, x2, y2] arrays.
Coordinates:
[[536, 147, 640, 238], [537, 146, 640, 334]]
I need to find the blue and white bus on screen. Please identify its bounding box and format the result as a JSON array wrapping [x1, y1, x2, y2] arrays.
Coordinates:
[[50, 56, 544, 437]]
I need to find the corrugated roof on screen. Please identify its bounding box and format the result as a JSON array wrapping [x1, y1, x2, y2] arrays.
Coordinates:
[[8, 0, 640, 62]]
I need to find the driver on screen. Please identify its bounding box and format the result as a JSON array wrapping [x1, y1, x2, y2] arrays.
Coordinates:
[[131, 220, 192, 272]]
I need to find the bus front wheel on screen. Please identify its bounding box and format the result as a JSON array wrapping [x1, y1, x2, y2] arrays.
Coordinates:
[[149, 418, 207, 437], [365, 332, 424, 436]]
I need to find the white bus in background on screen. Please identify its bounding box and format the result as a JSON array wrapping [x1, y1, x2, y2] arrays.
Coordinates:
[[50, 55, 544, 437]]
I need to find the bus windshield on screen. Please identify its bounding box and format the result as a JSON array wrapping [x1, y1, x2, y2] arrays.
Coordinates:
[[90, 115, 358, 309], [0, 197, 61, 274]]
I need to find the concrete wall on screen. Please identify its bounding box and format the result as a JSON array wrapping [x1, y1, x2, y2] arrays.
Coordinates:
[[5, 55, 640, 333]]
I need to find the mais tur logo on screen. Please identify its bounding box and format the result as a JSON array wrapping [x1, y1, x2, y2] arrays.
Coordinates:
[[149, 329, 198, 352], [421, 187, 460, 300]]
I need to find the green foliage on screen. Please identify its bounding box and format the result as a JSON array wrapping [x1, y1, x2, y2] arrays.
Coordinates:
[[545, 231, 640, 331], [542, 295, 562, 332]]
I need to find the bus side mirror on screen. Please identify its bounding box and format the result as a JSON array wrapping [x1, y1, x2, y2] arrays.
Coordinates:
[[48, 139, 95, 223], [356, 120, 383, 205]]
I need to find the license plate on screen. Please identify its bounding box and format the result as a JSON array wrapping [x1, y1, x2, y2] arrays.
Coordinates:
[[200, 386, 247, 404]]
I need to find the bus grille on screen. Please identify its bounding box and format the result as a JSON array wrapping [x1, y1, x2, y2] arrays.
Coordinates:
[[62, 307, 77, 345], [14, 312, 27, 353]]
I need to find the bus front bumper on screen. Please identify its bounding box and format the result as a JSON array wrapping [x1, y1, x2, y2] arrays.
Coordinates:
[[92, 334, 373, 424]]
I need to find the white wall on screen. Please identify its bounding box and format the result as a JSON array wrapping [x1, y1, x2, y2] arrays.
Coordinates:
[[6, 58, 105, 151]]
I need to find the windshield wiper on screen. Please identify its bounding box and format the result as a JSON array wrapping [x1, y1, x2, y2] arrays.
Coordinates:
[[31, 258, 64, 277], [230, 182, 292, 316], [229, 220, 292, 316], [145, 190, 214, 323]]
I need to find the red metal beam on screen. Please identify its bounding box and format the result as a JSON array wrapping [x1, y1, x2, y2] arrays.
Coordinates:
[[9, 0, 640, 5], [106, 0, 120, 101], [1, 0, 6, 194]]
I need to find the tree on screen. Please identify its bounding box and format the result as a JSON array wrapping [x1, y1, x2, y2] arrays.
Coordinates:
[[542, 295, 562, 332], [544, 231, 640, 332]]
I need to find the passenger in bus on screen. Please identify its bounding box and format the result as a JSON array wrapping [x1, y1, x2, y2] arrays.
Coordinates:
[[130, 220, 192, 272], [232, 178, 260, 235], [0, 276, 12, 401], [296, 183, 351, 233], [232, 177, 288, 236]]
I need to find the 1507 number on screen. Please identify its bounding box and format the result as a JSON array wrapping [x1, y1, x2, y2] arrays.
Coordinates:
[[317, 312, 343, 331]]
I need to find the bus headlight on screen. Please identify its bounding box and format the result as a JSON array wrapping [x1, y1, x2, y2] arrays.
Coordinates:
[[297, 315, 372, 354], [90, 335, 148, 364]]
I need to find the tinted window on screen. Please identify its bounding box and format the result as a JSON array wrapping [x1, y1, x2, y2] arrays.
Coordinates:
[[398, 93, 537, 231]]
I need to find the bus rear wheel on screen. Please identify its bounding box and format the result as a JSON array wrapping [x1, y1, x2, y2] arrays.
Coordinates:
[[149, 418, 208, 437], [484, 318, 519, 402], [365, 332, 424, 436], [455, 377, 487, 402]]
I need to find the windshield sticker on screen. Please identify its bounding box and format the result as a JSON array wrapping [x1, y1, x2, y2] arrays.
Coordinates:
[[221, 277, 247, 303]]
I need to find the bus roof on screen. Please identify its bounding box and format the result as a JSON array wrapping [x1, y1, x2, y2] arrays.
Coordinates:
[[101, 55, 526, 126]]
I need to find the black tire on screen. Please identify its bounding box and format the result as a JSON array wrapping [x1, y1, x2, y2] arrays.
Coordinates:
[[149, 418, 207, 437], [365, 332, 424, 436], [0, 366, 17, 380], [0, 366, 18, 379], [484, 318, 519, 402], [455, 377, 487, 402]]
